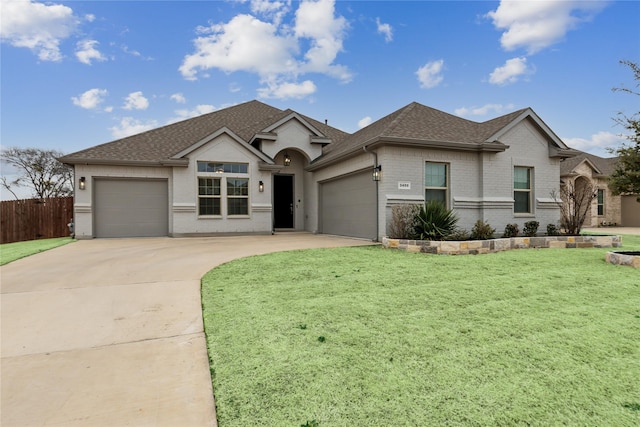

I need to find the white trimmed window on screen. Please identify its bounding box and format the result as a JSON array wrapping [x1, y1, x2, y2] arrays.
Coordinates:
[[514, 167, 532, 214], [197, 161, 249, 217], [227, 178, 249, 216], [425, 162, 448, 207], [198, 178, 221, 216]]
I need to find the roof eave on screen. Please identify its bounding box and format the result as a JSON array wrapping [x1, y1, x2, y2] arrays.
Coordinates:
[[550, 147, 581, 159], [307, 137, 509, 171], [60, 158, 189, 167]]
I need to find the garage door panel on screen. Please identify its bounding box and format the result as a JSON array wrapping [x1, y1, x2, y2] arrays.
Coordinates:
[[321, 171, 376, 239], [94, 179, 168, 238]]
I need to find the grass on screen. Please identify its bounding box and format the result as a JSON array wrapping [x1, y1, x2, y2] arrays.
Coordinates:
[[201, 236, 640, 426], [0, 237, 74, 266]]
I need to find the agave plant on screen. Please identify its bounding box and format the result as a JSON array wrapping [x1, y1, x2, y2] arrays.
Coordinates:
[[413, 201, 459, 240]]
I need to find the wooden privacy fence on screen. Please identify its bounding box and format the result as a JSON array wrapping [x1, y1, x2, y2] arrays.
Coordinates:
[[1, 197, 74, 244]]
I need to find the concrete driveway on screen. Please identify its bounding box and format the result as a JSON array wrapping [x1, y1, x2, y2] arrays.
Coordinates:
[[1, 233, 374, 426]]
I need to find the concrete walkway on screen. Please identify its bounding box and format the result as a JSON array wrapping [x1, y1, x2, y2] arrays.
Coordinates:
[[1, 233, 375, 426]]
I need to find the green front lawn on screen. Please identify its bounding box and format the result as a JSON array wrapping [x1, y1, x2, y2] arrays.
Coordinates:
[[202, 236, 640, 426], [0, 237, 74, 266]]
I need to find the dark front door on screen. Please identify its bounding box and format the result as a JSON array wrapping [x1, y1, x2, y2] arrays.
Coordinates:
[[274, 174, 294, 228]]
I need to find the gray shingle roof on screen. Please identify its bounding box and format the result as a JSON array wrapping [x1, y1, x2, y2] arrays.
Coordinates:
[[560, 151, 618, 177], [315, 102, 530, 166], [60, 100, 348, 165], [60, 100, 561, 168]]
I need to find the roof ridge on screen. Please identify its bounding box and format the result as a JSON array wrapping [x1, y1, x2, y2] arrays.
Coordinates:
[[382, 102, 419, 136]]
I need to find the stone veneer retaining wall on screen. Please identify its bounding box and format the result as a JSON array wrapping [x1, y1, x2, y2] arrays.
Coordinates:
[[382, 235, 622, 255]]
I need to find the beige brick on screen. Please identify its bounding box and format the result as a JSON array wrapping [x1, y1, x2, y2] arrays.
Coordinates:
[[549, 241, 566, 248]]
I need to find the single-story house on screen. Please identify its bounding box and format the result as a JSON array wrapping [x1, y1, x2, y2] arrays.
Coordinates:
[[560, 151, 640, 227], [60, 100, 579, 240]]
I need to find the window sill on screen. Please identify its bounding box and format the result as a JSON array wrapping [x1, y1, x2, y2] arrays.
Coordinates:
[[227, 215, 251, 219], [198, 215, 222, 219]]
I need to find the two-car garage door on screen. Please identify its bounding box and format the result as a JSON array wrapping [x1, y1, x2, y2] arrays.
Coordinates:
[[320, 170, 377, 240], [94, 178, 168, 238]]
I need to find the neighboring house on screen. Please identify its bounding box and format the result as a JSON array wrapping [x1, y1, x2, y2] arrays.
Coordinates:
[[560, 151, 640, 227], [60, 100, 578, 240]]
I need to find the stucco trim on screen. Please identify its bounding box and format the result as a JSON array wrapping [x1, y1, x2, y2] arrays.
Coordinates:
[[453, 197, 514, 209], [385, 195, 425, 206], [172, 203, 196, 213], [251, 203, 273, 212]]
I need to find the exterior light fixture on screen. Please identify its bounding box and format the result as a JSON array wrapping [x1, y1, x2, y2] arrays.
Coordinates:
[[259, 181, 264, 192], [284, 153, 291, 166], [372, 165, 382, 181], [79, 177, 86, 190]]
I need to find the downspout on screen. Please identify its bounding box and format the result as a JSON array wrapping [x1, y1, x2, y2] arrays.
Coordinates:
[[363, 145, 380, 242]]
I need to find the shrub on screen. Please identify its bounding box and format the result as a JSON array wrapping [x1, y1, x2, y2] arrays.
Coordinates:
[[546, 223, 560, 236], [470, 220, 495, 240], [388, 204, 418, 239], [446, 228, 471, 241], [523, 221, 539, 237], [413, 201, 459, 240], [502, 223, 519, 238]]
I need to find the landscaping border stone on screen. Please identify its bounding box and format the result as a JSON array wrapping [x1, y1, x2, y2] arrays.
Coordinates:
[[606, 251, 640, 268], [383, 235, 622, 255]]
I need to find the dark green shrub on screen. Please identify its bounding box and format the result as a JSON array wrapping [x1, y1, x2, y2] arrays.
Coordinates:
[[413, 201, 459, 240], [502, 223, 519, 238], [388, 204, 418, 238], [470, 220, 495, 240], [546, 223, 560, 236], [523, 220, 539, 237]]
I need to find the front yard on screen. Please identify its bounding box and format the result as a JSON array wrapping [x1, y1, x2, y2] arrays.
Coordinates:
[[0, 237, 74, 266], [201, 236, 640, 426]]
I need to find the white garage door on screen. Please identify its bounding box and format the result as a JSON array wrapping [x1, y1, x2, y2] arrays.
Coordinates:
[[320, 170, 377, 239], [621, 195, 640, 227], [94, 178, 168, 238]]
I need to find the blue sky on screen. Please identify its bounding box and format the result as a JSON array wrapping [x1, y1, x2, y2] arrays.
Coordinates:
[[1, 0, 639, 198]]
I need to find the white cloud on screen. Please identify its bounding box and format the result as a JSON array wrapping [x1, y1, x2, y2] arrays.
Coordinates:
[[376, 18, 393, 42], [179, 14, 297, 80], [179, 0, 350, 100], [170, 93, 187, 104], [85, 14, 96, 23], [71, 88, 108, 109], [489, 57, 533, 85], [250, 0, 289, 24], [169, 104, 217, 123], [0, 0, 79, 61], [75, 39, 107, 65], [257, 80, 317, 99], [563, 131, 627, 156], [122, 91, 149, 110], [455, 103, 516, 117], [416, 59, 444, 89], [110, 117, 158, 139], [358, 116, 372, 129], [294, 0, 350, 81], [486, 1, 607, 54]]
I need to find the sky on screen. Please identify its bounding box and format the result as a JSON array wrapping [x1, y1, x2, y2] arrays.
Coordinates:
[[1, 0, 639, 199]]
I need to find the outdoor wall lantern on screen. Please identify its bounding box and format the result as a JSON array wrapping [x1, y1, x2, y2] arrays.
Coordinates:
[[79, 176, 86, 190], [284, 153, 291, 166], [259, 181, 264, 192], [372, 165, 382, 181]]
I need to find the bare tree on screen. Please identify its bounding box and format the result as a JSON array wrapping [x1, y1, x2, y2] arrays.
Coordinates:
[[0, 147, 73, 199], [552, 178, 597, 235]]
